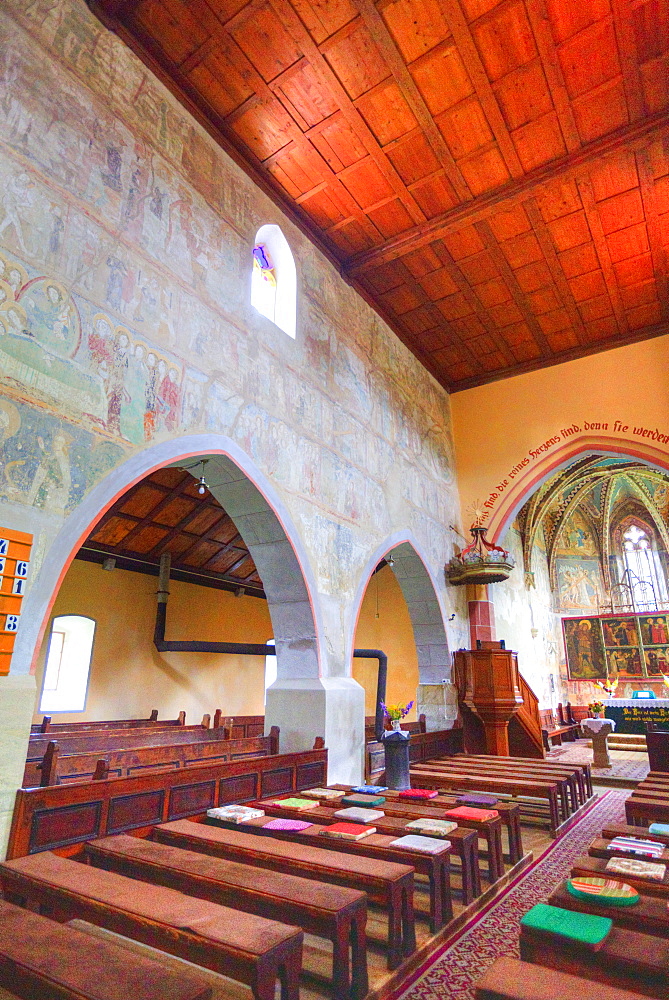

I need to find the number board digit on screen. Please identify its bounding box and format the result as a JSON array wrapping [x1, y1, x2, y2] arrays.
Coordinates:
[[0, 540, 8, 556], [0, 558, 5, 575], [15, 561, 29, 578], [12, 578, 25, 596], [4, 614, 19, 632]]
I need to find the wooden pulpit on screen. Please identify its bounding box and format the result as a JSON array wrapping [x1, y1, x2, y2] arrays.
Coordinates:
[[454, 642, 524, 756]]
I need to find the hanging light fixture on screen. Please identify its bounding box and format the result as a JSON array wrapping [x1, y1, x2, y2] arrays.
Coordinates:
[[196, 459, 209, 495]]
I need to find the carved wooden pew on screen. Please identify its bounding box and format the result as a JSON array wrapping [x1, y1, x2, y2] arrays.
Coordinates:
[[202, 808, 453, 931], [253, 795, 481, 903], [26, 729, 280, 787], [409, 766, 563, 836], [365, 725, 463, 783], [0, 898, 213, 1000], [476, 955, 646, 1000], [441, 752, 592, 803], [0, 851, 303, 1000], [539, 708, 580, 749], [415, 758, 576, 818], [86, 833, 368, 999], [31, 710, 186, 734], [213, 712, 266, 739], [154, 818, 415, 970], [325, 784, 505, 880], [26, 720, 223, 762]]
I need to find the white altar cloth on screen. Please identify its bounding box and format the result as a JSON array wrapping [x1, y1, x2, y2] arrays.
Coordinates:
[[604, 698, 669, 708], [582, 717, 616, 734]]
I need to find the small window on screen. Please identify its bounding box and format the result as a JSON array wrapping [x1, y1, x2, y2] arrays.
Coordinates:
[[251, 225, 296, 338], [264, 638, 277, 705], [39, 615, 95, 713]]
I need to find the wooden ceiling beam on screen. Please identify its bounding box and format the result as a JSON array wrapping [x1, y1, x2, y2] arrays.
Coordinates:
[[350, 0, 472, 203], [267, 0, 427, 225], [525, 0, 581, 153], [439, 0, 524, 180], [107, 473, 195, 550], [346, 109, 669, 273], [636, 149, 669, 324], [575, 175, 629, 337], [524, 197, 589, 347]]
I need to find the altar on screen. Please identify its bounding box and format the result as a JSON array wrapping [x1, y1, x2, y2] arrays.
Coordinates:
[[605, 698, 669, 734]]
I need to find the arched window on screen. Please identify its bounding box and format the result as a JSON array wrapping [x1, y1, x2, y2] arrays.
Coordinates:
[[39, 615, 95, 713], [251, 225, 296, 338], [264, 638, 277, 705], [611, 517, 668, 611]]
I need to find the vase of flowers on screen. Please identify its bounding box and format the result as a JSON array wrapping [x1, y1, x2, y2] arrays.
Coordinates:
[[381, 701, 414, 732], [588, 701, 605, 718]]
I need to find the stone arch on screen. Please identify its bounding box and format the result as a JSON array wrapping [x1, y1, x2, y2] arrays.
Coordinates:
[[17, 436, 324, 723], [350, 533, 455, 730], [487, 435, 669, 545]]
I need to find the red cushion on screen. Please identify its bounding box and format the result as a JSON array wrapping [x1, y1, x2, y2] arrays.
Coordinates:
[[399, 789, 439, 800], [445, 806, 499, 821]]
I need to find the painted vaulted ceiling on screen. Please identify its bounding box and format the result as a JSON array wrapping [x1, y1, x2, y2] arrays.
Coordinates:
[[86, 0, 669, 392]]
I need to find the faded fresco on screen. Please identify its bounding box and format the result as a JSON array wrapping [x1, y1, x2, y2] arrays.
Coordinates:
[[0, 1, 461, 615]]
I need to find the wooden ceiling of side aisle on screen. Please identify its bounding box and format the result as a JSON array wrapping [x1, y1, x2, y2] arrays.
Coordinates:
[[88, 0, 669, 391]]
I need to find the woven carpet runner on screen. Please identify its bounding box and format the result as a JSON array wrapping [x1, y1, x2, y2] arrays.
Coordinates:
[[390, 788, 628, 1000]]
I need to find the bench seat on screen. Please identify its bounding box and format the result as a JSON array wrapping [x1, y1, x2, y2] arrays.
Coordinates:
[[476, 955, 645, 1000], [549, 879, 669, 939], [0, 851, 302, 1000], [570, 854, 669, 899], [86, 833, 368, 999], [154, 818, 415, 969], [0, 898, 212, 1000]]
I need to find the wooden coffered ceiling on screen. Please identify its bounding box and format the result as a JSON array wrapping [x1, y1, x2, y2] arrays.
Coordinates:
[[87, 0, 669, 390], [78, 466, 265, 597]]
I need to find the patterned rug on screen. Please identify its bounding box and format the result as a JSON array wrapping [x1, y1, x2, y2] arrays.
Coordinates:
[[389, 789, 628, 1000], [547, 740, 649, 782]]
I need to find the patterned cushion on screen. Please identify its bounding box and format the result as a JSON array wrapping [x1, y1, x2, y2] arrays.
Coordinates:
[[272, 797, 314, 811], [263, 818, 313, 831], [521, 903, 612, 949], [206, 805, 265, 824], [608, 835, 664, 857], [341, 794, 386, 807], [389, 834, 450, 854], [351, 785, 388, 794], [334, 807, 385, 823], [444, 806, 499, 821], [406, 818, 457, 837], [299, 788, 342, 800], [606, 856, 667, 881], [566, 876, 639, 906]]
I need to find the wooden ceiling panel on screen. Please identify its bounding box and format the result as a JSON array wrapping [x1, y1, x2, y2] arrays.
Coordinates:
[[92, 0, 669, 390], [119, 486, 167, 518], [153, 496, 199, 527]]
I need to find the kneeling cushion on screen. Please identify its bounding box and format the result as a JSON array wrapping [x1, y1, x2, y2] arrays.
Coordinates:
[[521, 903, 612, 950], [566, 876, 639, 906]]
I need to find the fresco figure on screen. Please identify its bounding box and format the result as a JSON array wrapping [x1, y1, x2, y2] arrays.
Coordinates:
[[564, 617, 607, 679], [0, 172, 34, 256], [105, 331, 130, 436]]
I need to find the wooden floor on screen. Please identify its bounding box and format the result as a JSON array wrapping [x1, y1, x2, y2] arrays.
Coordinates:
[[15, 821, 555, 1000]]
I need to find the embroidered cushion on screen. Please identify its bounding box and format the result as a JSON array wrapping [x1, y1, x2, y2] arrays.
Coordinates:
[[605, 857, 667, 881], [444, 806, 499, 821], [264, 818, 313, 831], [206, 805, 265, 824], [299, 788, 342, 800], [341, 794, 386, 807], [398, 789, 438, 800], [566, 876, 639, 906], [456, 792, 498, 806], [608, 835, 664, 857], [406, 818, 457, 837], [334, 807, 385, 823], [319, 823, 376, 841], [521, 903, 612, 949], [389, 834, 450, 854]]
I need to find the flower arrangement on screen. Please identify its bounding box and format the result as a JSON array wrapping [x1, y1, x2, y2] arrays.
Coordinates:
[[381, 700, 414, 721], [588, 701, 605, 717], [596, 678, 618, 697]]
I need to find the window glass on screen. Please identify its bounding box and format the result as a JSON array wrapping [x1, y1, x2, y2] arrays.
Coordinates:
[[251, 225, 296, 338], [264, 638, 277, 705], [39, 615, 95, 713]]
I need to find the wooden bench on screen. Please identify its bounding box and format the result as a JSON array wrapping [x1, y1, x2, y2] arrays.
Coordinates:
[[365, 725, 464, 783], [420, 755, 582, 815], [519, 910, 669, 997], [154, 818, 415, 969], [589, 834, 669, 865], [206, 808, 453, 930], [0, 851, 303, 1000], [539, 708, 580, 750], [327, 784, 506, 880], [475, 955, 648, 1000], [26, 729, 281, 787], [31, 710, 187, 734], [254, 795, 481, 903], [26, 722, 235, 763], [409, 766, 564, 836], [86, 833, 368, 999], [0, 898, 213, 1000], [570, 854, 669, 900], [364, 714, 426, 743], [214, 713, 266, 739], [603, 821, 669, 845], [445, 752, 592, 802], [549, 878, 669, 940]]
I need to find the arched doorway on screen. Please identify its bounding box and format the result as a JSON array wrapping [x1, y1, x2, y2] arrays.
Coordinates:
[[18, 435, 323, 754], [351, 537, 455, 735]]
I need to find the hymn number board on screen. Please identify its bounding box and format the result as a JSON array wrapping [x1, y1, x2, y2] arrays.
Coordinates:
[[0, 528, 32, 675]]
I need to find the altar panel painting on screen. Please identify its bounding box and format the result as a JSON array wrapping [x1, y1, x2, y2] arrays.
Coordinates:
[[563, 617, 607, 679]]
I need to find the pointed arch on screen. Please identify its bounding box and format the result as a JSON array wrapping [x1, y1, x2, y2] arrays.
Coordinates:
[[251, 224, 297, 338]]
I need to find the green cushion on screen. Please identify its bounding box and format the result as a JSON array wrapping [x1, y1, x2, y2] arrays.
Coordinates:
[[521, 903, 612, 947], [341, 794, 386, 807]]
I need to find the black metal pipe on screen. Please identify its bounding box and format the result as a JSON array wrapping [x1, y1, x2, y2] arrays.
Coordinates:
[[153, 554, 275, 657], [354, 648, 388, 741]]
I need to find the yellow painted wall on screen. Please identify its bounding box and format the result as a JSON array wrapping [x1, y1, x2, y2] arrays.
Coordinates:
[[33, 560, 273, 725], [352, 565, 419, 720], [451, 335, 669, 540]]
